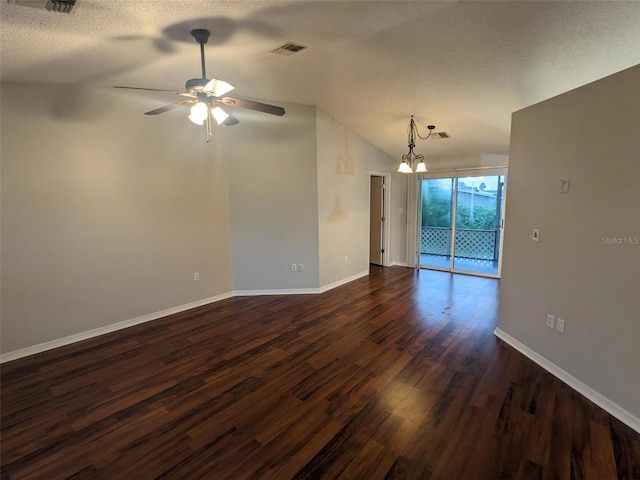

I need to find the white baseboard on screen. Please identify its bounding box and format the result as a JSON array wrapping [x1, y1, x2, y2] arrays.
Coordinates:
[[390, 261, 408, 267], [494, 328, 640, 435], [235, 288, 319, 296], [319, 270, 369, 293], [1, 271, 371, 363], [235, 270, 369, 296], [0, 292, 234, 364]]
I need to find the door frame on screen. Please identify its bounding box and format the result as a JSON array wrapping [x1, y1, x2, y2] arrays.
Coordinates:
[[369, 172, 392, 267]]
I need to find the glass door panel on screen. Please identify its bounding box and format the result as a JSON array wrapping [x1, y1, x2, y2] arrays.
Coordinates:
[[419, 178, 454, 270], [453, 176, 504, 275]]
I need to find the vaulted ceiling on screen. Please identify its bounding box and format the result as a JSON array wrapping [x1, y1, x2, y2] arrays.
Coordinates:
[[2, 0, 639, 162]]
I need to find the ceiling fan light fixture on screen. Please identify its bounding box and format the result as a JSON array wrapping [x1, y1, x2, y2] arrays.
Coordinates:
[[211, 106, 229, 125], [188, 114, 204, 126], [189, 102, 208, 124], [114, 28, 285, 142]]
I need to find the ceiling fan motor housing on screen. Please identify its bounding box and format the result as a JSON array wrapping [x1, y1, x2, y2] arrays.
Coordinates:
[[186, 78, 210, 91]]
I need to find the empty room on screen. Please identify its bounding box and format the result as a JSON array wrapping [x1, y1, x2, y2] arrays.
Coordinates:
[[1, 1, 639, 479]]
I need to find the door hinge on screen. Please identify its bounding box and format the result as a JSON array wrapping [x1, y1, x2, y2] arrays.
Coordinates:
[[381, 249, 385, 253], [381, 217, 385, 222]]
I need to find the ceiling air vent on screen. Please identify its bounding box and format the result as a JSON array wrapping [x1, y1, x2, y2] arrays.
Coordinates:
[[431, 132, 450, 140], [7, 0, 76, 13], [270, 42, 308, 56]]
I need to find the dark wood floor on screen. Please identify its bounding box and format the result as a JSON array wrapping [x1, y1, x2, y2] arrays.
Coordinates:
[[2, 267, 639, 479]]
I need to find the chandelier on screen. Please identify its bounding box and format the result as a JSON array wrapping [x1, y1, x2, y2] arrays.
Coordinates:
[[397, 116, 435, 173]]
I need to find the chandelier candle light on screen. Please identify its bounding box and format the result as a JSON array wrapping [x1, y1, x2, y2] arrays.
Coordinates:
[[397, 116, 436, 173]]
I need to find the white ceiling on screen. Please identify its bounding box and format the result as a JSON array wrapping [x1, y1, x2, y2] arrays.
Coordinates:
[[2, 0, 639, 162]]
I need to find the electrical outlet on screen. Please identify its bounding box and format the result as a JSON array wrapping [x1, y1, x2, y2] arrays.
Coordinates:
[[291, 264, 297, 272], [194, 272, 200, 281], [546, 314, 555, 329], [344, 255, 349, 262], [556, 318, 565, 333]]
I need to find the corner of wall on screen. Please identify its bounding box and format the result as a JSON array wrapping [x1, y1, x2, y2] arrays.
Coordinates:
[[498, 65, 640, 422]]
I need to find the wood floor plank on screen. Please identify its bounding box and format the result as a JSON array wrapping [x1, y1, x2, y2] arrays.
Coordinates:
[[2, 266, 639, 479]]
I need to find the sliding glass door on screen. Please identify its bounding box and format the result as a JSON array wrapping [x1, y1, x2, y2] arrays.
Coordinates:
[[419, 174, 505, 277], [420, 178, 454, 269]]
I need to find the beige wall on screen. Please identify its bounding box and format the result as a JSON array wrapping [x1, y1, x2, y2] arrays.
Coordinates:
[[498, 65, 640, 419], [419, 153, 509, 172], [1, 83, 235, 353], [316, 109, 403, 287]]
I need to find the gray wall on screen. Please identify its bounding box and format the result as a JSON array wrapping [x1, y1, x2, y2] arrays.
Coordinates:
[[498, 65, 640, 419], [1, 84, 406, 355], [225, 102, 320, 291], [1, 83, 235, 353], [226, 105, 405, 292]]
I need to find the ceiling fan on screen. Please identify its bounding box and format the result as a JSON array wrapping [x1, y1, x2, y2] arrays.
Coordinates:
[[114, 29, 285, 141]]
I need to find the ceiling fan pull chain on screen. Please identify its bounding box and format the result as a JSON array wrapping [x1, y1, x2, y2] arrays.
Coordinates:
[[205, 110, 212, 142]]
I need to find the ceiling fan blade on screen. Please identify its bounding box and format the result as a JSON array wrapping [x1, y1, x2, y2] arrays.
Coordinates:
[[144, 99, 194, 115], [220, 96, 285, 116], [203, 78, 235, 97], [114, 86, 183, 95]]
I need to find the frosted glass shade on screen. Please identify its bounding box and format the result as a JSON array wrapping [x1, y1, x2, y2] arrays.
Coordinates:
[[415, 162, 427, 173], [189, 102, 208, 124], [211, 106, 230, 125], [397, 162, 413, 173]]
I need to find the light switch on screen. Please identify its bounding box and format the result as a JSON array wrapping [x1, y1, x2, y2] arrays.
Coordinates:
[[546, 314, 555, 328], [532, 229, 540, 242]]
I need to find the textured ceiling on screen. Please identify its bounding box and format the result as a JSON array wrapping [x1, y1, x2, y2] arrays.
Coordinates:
[[2, 0, 639, 162]]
